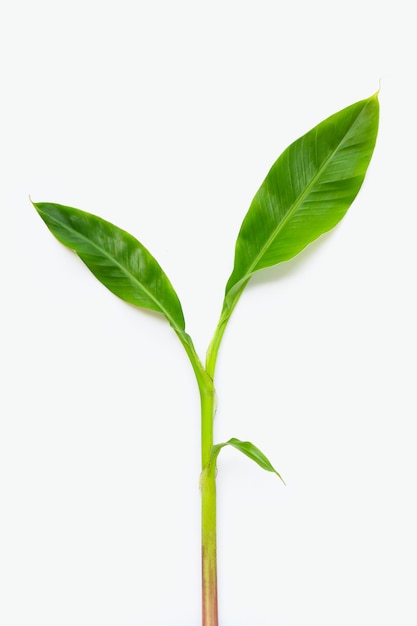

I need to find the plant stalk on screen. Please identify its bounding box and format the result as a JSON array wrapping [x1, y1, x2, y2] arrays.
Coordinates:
[[176, 330, 219, 626], [201, 458, 218, 626], [199, 374, 218, 626], [187, 303, 243, 626], [198, 303, 240, 626]]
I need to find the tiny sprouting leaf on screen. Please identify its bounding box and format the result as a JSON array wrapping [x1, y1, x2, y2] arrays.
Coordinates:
[[33, 201, 186, 331], [213, 437, 285, 484], [224, 93, 379, 309]]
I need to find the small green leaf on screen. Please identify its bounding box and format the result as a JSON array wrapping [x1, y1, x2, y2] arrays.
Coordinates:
[[213, 437, 285, 484], [224, 93, 379, 310], [33, 201, 185, 331]]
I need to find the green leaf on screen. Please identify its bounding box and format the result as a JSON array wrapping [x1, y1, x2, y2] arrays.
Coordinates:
[[212, 437, 285, 484], [224, 93, 379, 308], [33, 201, 185, 331]]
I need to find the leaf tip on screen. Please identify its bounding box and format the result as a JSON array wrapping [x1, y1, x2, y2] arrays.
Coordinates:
[[275, 470, 287, 486], [29, 196, 43, 214]]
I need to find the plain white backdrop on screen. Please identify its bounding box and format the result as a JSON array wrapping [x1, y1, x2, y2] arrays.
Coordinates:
[[1, 1, 416, 625]]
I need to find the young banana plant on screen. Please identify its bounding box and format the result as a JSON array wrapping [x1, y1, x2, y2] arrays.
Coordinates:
[[33, 92, 379, 626]]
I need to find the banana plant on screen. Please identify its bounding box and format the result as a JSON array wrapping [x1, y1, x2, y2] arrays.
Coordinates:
[[33, 92, 379, 626]]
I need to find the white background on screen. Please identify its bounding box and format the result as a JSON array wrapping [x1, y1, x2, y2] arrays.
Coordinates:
[[1, 2, 416, 625]]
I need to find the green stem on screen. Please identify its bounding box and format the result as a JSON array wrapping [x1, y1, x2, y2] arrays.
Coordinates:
[[198, 289, 247, 626], [176, 291, 245, 626], [176, 329, 218, 626], [201, 456, 218, 626], [199, 371, 217, 626], [206, 317, 228, 381], [206, 283, 248, 379]]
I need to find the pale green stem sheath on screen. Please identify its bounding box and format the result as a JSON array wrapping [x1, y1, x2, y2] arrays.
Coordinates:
[[199, 370, 218, 626], [201, 450, 218, 626], [175, 330, 219, 626], [177, 292, 245, 626], [198, 288, 247, 626]]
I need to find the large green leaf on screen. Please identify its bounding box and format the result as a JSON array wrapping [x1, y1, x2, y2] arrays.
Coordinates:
[[33, 201, 185, 331], [224, 93, 379, 309]]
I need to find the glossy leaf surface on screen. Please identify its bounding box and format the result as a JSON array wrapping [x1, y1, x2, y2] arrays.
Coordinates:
[[213, 437, 285, 483], [33, 202, 185, 331], [225, 94, 379, 307]]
